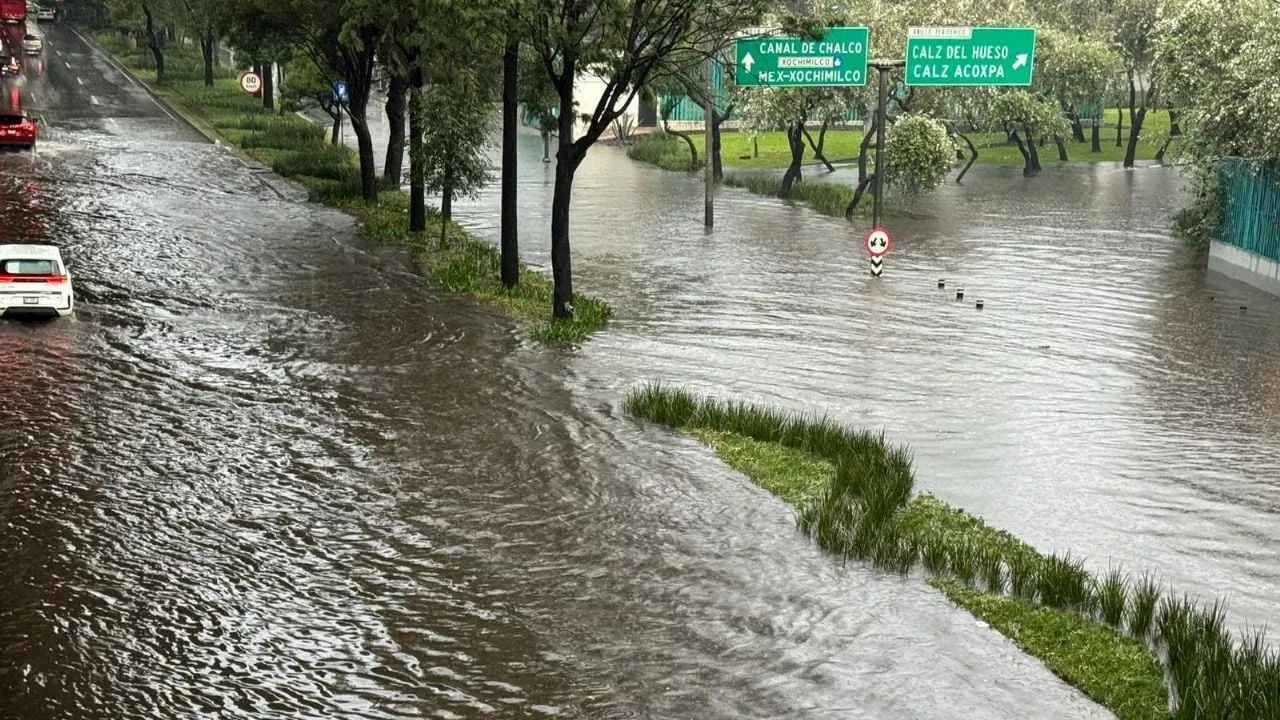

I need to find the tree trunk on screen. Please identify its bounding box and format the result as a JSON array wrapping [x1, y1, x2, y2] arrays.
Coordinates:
[[342, 36, 379, 201], [1010, 130, 1034, 176], [1091, 117, 1101, 153], [778, 119, 806, 199], [200, 29, 213, 87], [408, 73, 426, 234], [1026, 127, 1042, 173], [803, 120, 835, 172], [1154, 136, 1172, 164], [141, 3, 164, 82], [711, 107, 730, 181], [500, 32, 519, 288], [857, 118, 876, 185], [262, 61, 274, 110], [845, 173, 875, 218], [662, 119, 698, 167], [382, 73, 407, 188], [1169, 110, 1182, 137], [1123, 105, 1148, 169], [1070, 112, 1085, 143], [1115, 103, 1124, 147], [954, 130, 977, 184], [1054, 135, 1068, 162], [542, 131, 551, 162], [550, 55, 578, 320], [440, 167, 453, 248]]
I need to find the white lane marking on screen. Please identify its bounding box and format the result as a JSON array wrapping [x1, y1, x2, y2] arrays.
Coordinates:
[[67, 26, 177, 123], [64, 61, 69, 69], [76, 76, 82, 85]]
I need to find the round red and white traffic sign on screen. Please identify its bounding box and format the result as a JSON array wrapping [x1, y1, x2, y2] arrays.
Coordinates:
[[865, 227, 892, 257], [239, 71, 263, 96]]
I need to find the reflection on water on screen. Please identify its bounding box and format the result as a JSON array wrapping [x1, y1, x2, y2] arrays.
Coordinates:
[[455, 137, 1280, 633]]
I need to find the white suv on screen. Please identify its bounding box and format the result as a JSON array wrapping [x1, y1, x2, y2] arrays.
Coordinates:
[[0, 244, 74, 318]]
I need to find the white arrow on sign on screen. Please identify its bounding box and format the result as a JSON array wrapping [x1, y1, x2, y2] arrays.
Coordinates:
[[1012, 53, 1028, 70], [742, 52, 755, 73]]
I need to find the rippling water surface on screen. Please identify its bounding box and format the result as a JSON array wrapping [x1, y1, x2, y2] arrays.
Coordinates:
[[455, 136, 1280, 635], [3, 22, 1278, 720]]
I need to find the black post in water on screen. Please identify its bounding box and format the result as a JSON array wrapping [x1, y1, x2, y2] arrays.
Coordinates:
[[872, 66, 889, 229]]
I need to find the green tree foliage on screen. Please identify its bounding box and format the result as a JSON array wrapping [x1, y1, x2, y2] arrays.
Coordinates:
[[1155, 0, 1277, 245], [522, 0, 769, 319], [883, 114, 954, 195], [993, 90, 1070, 175], [415, 72, 495, 245], [1036, 29, 1123, 126]]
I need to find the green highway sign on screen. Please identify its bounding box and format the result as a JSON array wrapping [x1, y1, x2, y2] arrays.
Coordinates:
[[735, 27, 870, 88], [904, 27, 1037, 87]]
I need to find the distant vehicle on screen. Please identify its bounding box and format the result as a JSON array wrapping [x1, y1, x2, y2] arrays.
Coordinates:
[[0, 0, 24, 23], [0, 109, 35, 148], [34, 7, 52, 21], [0, 245, 74, 318], [0, 54, 19, 76], [21, 33, 40, 54]]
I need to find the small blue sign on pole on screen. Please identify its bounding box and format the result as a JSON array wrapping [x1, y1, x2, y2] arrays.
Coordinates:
[[332, 80, 350, 104]]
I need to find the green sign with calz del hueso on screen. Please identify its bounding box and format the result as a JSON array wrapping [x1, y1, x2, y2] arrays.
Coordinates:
[[905, 27, 1037, 87]]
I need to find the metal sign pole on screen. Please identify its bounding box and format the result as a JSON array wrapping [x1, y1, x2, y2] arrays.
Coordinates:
[[867, 59, 904, 277]]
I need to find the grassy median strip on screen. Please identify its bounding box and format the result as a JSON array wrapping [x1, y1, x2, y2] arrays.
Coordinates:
[[624, 383, 1280, 719], [94, 32, 610, 343], [627, 114, 1176, 174]]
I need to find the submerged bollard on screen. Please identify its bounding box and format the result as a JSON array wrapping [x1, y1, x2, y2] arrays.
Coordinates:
[[1241, 305, 1248, 312], [938, 279, 946, 288], [956, 289, 965, 300], [976, 300, 984, 310]]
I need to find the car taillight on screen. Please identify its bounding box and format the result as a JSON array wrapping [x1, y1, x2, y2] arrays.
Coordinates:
[[0, 274, 65, 283]]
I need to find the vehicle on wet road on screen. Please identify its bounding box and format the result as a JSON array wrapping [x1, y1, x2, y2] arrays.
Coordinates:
[[0, 245, 73, 318], [0, 53, 19, 76], [34, 6, 51, 21], [0, 0, 24, 23], [0, 108, 35, 148], [22, 32, 40, 54]]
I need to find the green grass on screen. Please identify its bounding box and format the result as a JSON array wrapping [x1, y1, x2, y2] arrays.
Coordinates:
[[623, 383, 1280, 719], [689, 428, 833, 507], [721, 175, 911, 221], [94, 31, 610, 343], [934, 580, 1169, 720], [628, 111, 1178, 173]]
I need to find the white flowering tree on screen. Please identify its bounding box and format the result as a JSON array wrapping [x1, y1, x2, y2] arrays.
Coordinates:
[[1154, 0, 1280, 242], [737, 86, 855, 197]]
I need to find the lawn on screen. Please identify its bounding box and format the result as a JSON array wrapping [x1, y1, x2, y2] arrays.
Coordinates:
[[633, 109, 1178, 172]]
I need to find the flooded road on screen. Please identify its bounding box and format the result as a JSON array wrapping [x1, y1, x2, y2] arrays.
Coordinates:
[[0, 23, 1122, 720], [454, 136, 1280, 636]]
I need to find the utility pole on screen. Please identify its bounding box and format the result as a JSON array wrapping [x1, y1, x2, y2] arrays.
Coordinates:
[[703, 49, 715, 228], [868, 59, 904, 231]]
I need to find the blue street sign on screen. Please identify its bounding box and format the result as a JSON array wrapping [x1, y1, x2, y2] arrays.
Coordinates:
[[332, 80, 349, 104]]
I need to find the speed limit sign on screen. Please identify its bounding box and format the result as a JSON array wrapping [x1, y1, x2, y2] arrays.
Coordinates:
[[239, 71, 262, 96]]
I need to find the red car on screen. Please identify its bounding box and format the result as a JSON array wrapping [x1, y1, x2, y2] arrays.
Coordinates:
[[0, 109, 35, 149]]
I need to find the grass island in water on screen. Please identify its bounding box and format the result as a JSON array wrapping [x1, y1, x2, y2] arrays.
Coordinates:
[[624, 384, 1280, 720]]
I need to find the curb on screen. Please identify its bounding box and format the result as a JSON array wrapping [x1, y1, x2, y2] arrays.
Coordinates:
[[73, 27, 309, 201]]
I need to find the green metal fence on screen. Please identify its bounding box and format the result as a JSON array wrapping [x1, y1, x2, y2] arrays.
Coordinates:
[[1218, 158, 1280, 262]]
